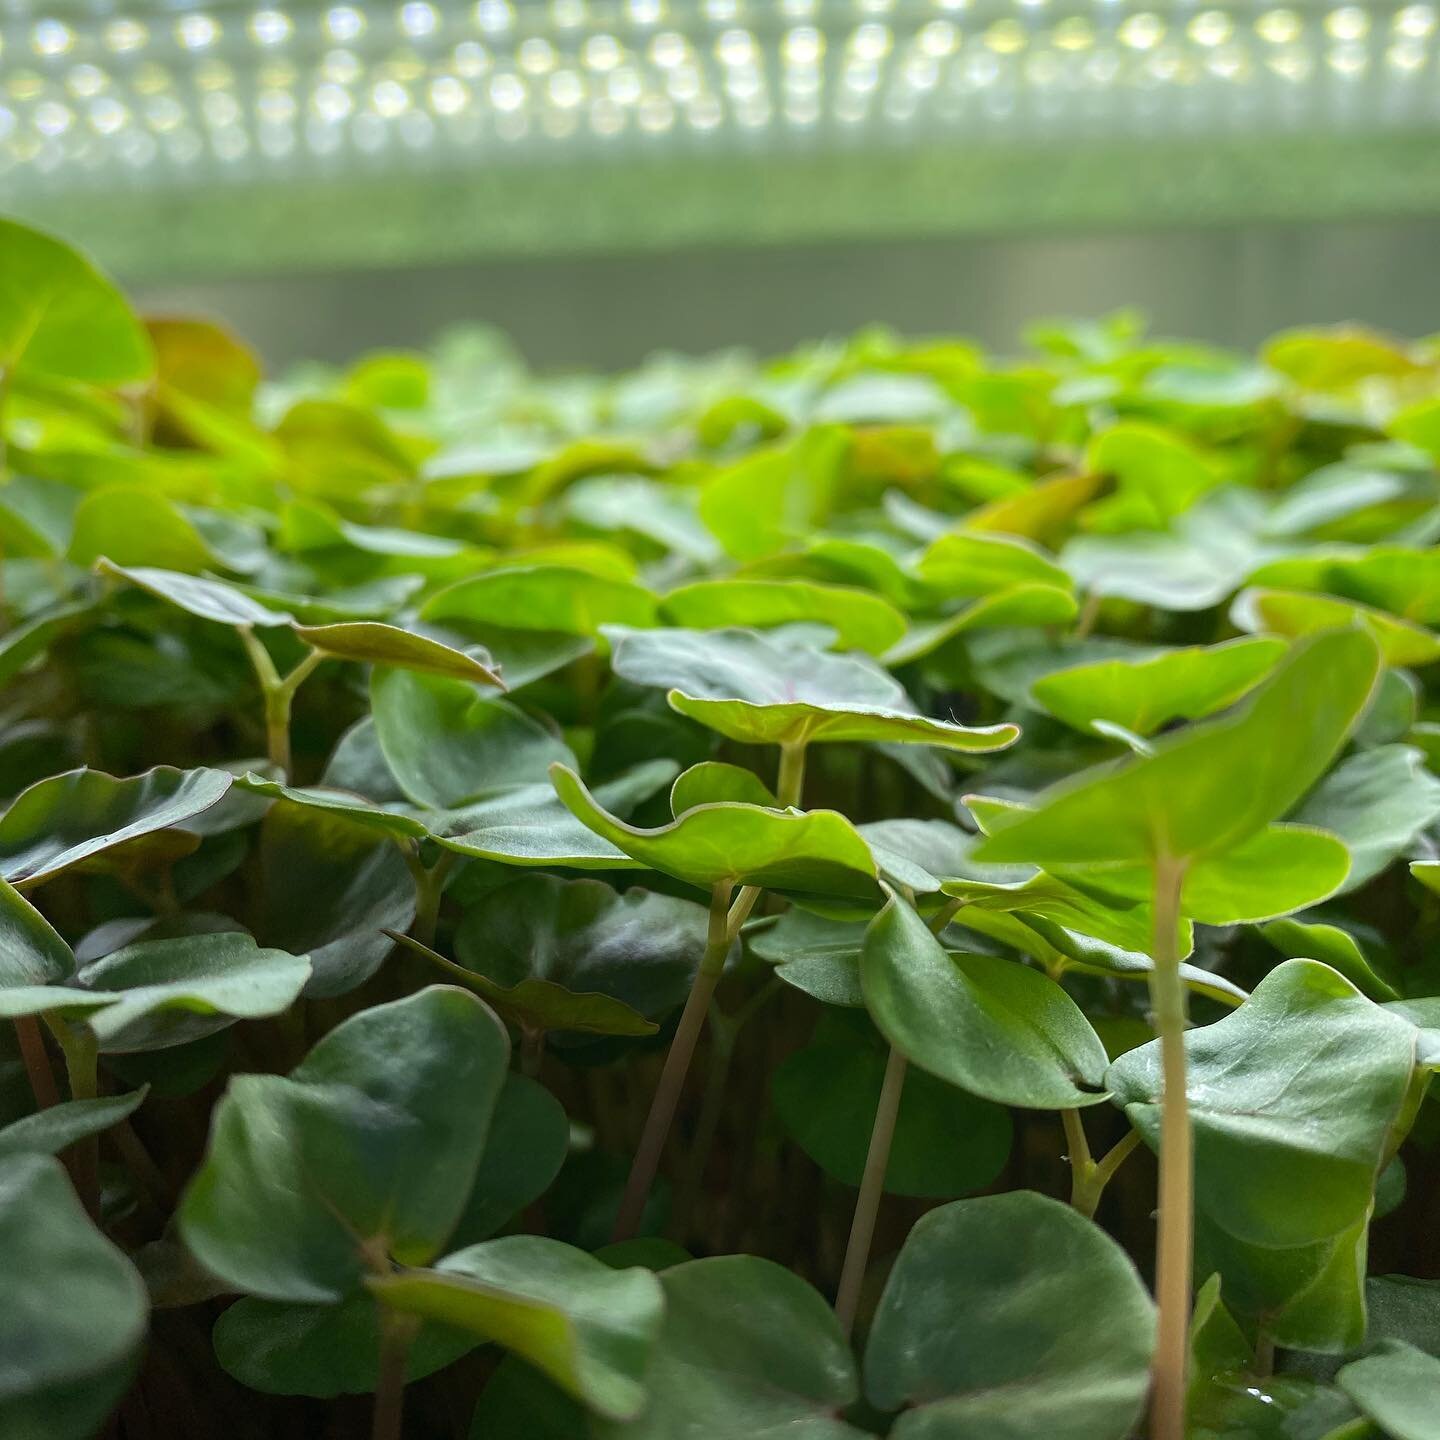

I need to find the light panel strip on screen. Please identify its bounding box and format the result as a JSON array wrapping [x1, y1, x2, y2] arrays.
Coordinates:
[[0, 0, 1436, 196]]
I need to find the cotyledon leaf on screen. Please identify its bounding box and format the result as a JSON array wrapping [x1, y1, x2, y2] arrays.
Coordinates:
[[860, 892, 1111, 1110], [370, 1236, 664, 1420], [0, 1153, 149, 1440], [863, 1191, 1155, 1440], [605, 624, 1018, 752], [551, 763, 881, 902], [971, 629, 1382, 868], [1108, 959, 1418, 1249], [0, 765, 233, 889]]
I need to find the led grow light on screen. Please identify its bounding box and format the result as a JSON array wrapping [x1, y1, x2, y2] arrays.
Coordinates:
[[0, 0, 1435, 196]]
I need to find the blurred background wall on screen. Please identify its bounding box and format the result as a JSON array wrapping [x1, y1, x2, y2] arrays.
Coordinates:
[[9, 0, 1440, 372], [133, 216, 1440, 370]]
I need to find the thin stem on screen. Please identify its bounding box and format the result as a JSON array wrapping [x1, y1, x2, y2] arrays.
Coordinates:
[[520, 1026, 544, 1079], [612, 882, 760, 1243], [928, 896, 964, 935], [776, 740, 807, 808], [1061, 1107, 1096, 1214], [1148, 856, 1191, 1440], [1092, 1128, 1143, 1194], [239, 631, 325, 779], [1064, 1112, 1142, 1220], [1072, 589, 1103, 639], [406, 849, 456, 950], [835, 1044, 908, 1339], [371, 1310, 418, 1440], [111, 1118, 178, 1210], [1253, 1332, 1275, 1379], [47, 1015, 100, 1217], [671, 1004, 737, 1245], [672, 978, 781, 1243], [13, 1016, 60, 1110]]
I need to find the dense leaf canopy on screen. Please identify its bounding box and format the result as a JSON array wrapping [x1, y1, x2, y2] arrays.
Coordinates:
[[0, 220, 1438, 1439]]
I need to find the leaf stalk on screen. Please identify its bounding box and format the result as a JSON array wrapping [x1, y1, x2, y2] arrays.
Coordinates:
[[1148, 855, 1191, 1440], [835, 1042, 908, 1339], [612, 880, 759, 1242]]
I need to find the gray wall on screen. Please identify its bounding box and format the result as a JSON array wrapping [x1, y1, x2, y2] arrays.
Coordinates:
[[134, 217, 1440, 373]]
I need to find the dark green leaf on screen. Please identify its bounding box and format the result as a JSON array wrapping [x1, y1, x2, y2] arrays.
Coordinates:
[[0, 1153, 148, 1439], [179, 986, 510, 1303], [371, 1236, 664, 1420], [863, 1191, 1154, 1440], [860, 893, 1111, 1109], [591, 1255, 864, 1438]]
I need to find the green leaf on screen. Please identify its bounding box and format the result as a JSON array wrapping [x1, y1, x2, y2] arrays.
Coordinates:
[[394, 931, 658, 1039], [1338, 1341, 1440, 1440], [294, 623, 504, 687], [883, 584, 1080, 666], [0, 1088, 147, 1161], [1412, 859, 1440, 897], [551, 764, 880, 902], [235, 764, 677, 871], [1250, 545, 1440, 622], [607, 625, 1018, 752], [213, 1291, 477, 1397], [749, 909, 868, 1007], [254, 798, 417, 998], [371, 1236, 664, 1420], [1233, 588, 1440, 667], [0, 602, 96, 690], [179, 986, 510, 1303], [698, 428, 850, 562], [371, 667, 572, 811], [971, 629, 1382, 868], [660, 578, 906, 654], [1260, 917, 1398, 1002], [1197, 1213, 1369, 1353], [73, 931, 311, 1052], [914, 530, 1071, 598], [0, 875, 73, 987], [1267, 325, 1419, 389], [1084, 421, 1217, 531], [1291, 744, 1440, 891], [1190, 1372, 1362, 1440], [590, 1255, 865, 1438], [1061, 508, 1260, 610], [1387, 997, 1440, 1068], [1187, 1274, 1252, 1410], [772, 1011, 1011, 1198], [0, 217, 152, 385], [1101, 823, 1353, 925], [450, 1073, 570, 1249], [1030, 637, 1286, 739], [98, 560, 295, 628], [1108, 959, 1417, 1248], [0, 1153, 148, 1439], [449, 875, 709, 1037], [69, 487, 220, 573], [469, 1357, 589, 1440], [860, 893, 1111, 1109], [421, 566, 657, 635], [432, 762, 679, 869], [863, 1191, 1154, 1440], [671, 761, 777, 813], [0, 765, 232, 889], [939, 866, 1169, 958]]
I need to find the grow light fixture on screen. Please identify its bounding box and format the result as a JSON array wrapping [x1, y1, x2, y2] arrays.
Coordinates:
[[0, 0, 1434, 192]]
